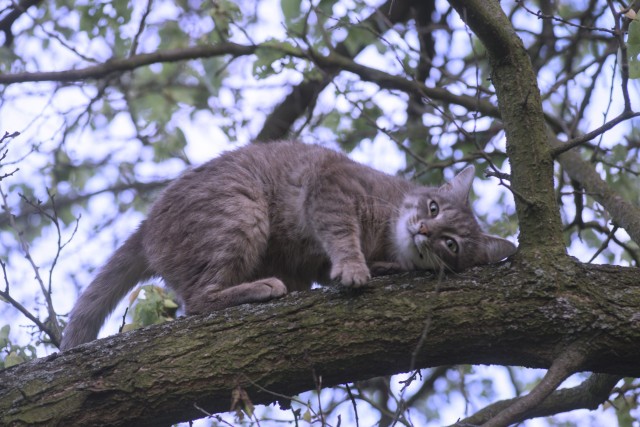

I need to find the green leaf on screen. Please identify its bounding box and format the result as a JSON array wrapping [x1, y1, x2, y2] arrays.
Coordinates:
[[317, 0, 338, 16], [210, 0, 241, 38], [627, 20, 640, 79], [281, 0, 302, 24], [163, 299, 179, 309], [0, 325, 10, 348], [128, 285, 179, 329], [253, 40, 298, 79], [628, 19, 640, 45], [4, 351, 25, 368]]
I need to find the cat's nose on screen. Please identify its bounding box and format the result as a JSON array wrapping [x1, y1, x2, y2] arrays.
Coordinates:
[[418, 222, 430, 236]]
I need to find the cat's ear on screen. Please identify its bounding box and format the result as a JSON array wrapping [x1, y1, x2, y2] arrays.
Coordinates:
[[440, 165, 475, 203], [480, 234, 517, 264]]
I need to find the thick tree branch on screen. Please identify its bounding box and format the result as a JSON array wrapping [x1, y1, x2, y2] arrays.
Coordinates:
[[1, 263, 639, 426], [447, 0, 565, 258]]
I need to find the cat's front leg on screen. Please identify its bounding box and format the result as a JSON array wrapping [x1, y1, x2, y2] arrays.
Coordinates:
[[307, 180, 372, 287], [318, 227, 371, 287]]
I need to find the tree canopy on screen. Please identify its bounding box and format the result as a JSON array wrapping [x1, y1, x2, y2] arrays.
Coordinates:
[[0, 0, 639, 426]]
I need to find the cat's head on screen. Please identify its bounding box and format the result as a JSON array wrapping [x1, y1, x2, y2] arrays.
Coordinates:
[[393, 166, 517, 272]]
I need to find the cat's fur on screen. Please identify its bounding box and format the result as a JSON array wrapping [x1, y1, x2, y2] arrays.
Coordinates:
[[60, 141, 516, 350]]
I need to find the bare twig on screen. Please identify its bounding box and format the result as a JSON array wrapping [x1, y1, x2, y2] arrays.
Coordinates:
[[129, 0, 154, 57], [516, 0, 616, 34], [344, 383, 360, 427], [0, 259, 58, 343], [551, 110, 640, 157]]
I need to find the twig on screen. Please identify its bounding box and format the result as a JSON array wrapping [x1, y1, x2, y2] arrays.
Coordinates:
[[240, 374, 319, 418], [605, 0, 632, 112], [129, 0, 154, 57], [587, 224, 619, 263], [551, 110, 640, 157], [313, 369, 325, 426], [516, 0, 616, 34], [0, 260, 59, 346], [344, 383, 359, 427]]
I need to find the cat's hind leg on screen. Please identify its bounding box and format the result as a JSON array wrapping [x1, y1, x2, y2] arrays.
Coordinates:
[[163, 185, 284, 314], [184, 278, 287, 313]]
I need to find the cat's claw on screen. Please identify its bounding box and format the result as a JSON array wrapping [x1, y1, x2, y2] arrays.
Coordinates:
[[331, 262, 371, 288]]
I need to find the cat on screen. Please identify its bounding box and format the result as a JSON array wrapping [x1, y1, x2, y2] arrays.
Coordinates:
[[60, 141, 516, 350]]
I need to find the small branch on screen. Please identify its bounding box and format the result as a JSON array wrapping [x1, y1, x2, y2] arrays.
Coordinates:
[[344, 383, 360, 427], [553, 133, 640, 246], [516, 0, 616, 34], [0, 43, 258, 85], [481, 345, 587, 427], [0, 178, 169, 228], [453, 373, 620, 426], [587, 224, 619, 263], [129, 0, 154, 57], [551, 110, 640, 157], [0, 260, 59, 347], [0, 0, 42, 47], [606, 0, 632, 112]]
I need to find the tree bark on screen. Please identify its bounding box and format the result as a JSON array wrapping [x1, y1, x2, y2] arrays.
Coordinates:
[[2, 262, 639, 426], [447, 0, 566, 259]]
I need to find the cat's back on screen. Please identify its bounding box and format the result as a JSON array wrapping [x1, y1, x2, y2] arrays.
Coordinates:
[[142, 142, 350, 282], [188, 141, 342, 186], [146, 142, 345, 223]]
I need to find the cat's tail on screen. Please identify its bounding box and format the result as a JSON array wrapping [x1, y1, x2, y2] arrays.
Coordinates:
[[60, 226, 152, 350]]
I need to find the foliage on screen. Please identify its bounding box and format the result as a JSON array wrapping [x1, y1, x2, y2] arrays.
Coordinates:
[[0, 0, 639, 426], [122, 285, 179, 332], [628, 12, 640, 79], [0, 325, 37, 369]]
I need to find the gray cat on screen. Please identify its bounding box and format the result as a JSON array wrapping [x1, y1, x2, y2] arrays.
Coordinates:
[[60, 141, 516, 350]]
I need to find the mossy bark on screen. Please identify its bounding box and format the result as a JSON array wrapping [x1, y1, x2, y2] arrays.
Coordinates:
[[447, 0, 566, 260], [1, 263, 639, 426]]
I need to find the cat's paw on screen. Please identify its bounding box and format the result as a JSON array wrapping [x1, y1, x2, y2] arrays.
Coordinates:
[[331, 262, 371, 288], [254, 278, 288, 299], [369, 261, 404, 276]]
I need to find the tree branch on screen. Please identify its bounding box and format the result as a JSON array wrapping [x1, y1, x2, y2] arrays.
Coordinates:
[[1, 263, 639, 426], [447, 0, 566, 258], [551, 135, 640, 246], [483, 345, 587, 427], [0, 0, 42, 47], [0, 43, 257, 84], [0, 179, 169, 229], [551, 110, 640, 157], [453, 373, 621, 426], [256, 0, 422, 142]]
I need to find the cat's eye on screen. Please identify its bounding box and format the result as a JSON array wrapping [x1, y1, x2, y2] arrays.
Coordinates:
[[429, 201, 439, 216], [445, 238, 458, 253]]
